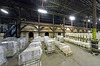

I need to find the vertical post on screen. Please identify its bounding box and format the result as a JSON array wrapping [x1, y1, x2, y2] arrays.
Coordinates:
[[71, 20, 73, 26], [86, 22, 88, 28], [53, 15, 55, 38], [63, 18, 65, 37], [83, 22, 84, 27], [16, 7, 21, 38], [92, 0, 97, 40], [38, 14, 40, 36]]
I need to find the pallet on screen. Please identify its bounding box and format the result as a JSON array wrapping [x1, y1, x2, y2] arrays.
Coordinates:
[[56, 45, 72, 56], [65, 51, 73, 56], [45, 50, 55, 55], [20, 59, 41, 66]]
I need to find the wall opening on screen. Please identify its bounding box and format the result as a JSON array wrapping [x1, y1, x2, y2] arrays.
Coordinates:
[[45, 32, 49, 36], [58, 32, 61, 35], [29, 32, 34, 38]]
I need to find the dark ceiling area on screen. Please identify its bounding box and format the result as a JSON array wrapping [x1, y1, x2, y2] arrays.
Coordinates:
[[0, 0, 100, 28]]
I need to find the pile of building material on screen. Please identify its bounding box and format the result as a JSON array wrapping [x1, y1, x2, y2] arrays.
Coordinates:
[[66, 33, 92, 43], [28, 42, 42, 48], [54, 41, 72, 56], [0, 41, 19, 57], [44, 36, 55, 54], [57, 35, 64, 43], [18, 37, 28, 50], [18, 36, 42, 66], [18, 46, 42, 66], [0, 46, 7, 66], [64, 38, 91, 49], [0, 37, 28, 57], [31, 36, 42, 42]]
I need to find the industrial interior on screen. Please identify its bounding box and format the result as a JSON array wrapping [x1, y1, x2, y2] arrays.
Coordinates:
[[0, 0, 100, 66]]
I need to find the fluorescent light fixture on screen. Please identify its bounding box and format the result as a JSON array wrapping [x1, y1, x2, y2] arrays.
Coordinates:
[[69, 16, 75, 21], [88, 19, 90, 22], [38, 9, 47, 13], [0, 9, 8, 14]]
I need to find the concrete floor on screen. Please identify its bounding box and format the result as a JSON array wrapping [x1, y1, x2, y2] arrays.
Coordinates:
[[7, 41, 100, 66]]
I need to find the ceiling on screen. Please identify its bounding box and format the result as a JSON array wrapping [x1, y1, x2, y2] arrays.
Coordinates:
[[0, 0, 100, 28]]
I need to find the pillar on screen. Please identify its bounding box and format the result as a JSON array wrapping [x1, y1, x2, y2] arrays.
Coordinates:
[[92, 0, 97, 40]]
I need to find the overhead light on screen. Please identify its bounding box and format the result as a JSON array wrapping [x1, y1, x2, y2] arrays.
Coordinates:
[[0, 9, 8, 14], [88, 19, 90, 22], [69, 16, 75, 21], [96, 23, 97, 24], [99, 19, 100, 21], [66, 28, 70, 30], [38, 9, 47, 14]]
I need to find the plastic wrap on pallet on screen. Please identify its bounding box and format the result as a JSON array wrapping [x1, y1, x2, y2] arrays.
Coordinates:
[[45, 40, 55, 52], [4, 37, 17, 41], [54, 41, 72, 55], [28, 42, 42, 48], [18, 37, 28, 50], [57, 36, 64, 42], [0, 41, 19, 57], [19, 46, 42, 65], [64, 38, 91, 48], [0, 46, 7, 66], [60, 44, 71, 54], [31, 39, 41, 42], [22, 60, 42, 66]]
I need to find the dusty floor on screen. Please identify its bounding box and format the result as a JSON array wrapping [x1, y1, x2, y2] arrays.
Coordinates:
[[7, 41, 100, 66]]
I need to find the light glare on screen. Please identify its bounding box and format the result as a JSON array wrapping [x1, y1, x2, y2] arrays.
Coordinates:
[[0, 9, 8, 14], [38, 9, 47, 13], [66, 28, 70, 30], [69, 16, 75, 21], [99, 19, 100, 21], [88, 19, 90, 22]]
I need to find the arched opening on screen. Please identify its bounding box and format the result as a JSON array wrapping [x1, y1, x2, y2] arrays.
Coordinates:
[[58, 32, 61, 35], [29, 32, 34, 38], [45, 32, 49, 36]]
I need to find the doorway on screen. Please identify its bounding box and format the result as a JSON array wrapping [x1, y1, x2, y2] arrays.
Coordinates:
[[58, 32, 61, 35], [45, 32, 49, 36], [29, 32, 34, 38]]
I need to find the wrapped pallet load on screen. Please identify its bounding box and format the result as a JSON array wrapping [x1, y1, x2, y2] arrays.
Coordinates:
[[0, 46, 7, 66], [44, 39, 55, 54], [18, 37, 28, 50], [57, 35, 64, 43], [0, 41, 19, 57], [28, 42, 42, 48], [18, 46, 42, 66], [54, 41, 72, 56], [59, 44, 72, 56]]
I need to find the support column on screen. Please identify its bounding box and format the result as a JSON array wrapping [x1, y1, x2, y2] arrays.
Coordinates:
[[71, 20, 73, 26], [63, 18, 65, 37], [16, 7, 21, 38], [53, 15, 55, 38], [38, 14, 40, 36], [92, 0, 97, 40], [86, 22, 88, 28]]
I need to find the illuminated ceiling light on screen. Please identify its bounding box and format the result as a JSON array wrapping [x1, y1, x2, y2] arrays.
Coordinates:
[[88, 19, 90, 22], [38, 9, 47, 13], [99, 19, 100, 21], [0, 9, 8, 14], [69, 16, 75, 21], [96, 23, 97, 24], [66, 28, 70, 30]]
